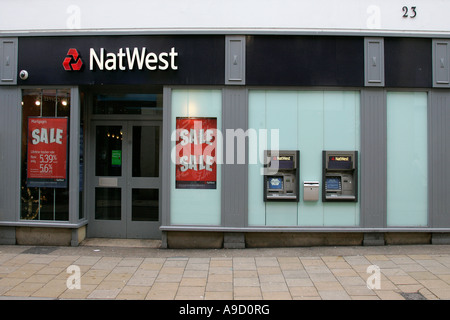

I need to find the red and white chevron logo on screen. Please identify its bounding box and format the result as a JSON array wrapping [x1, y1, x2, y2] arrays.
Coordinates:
[[63, 48, 83, 71]]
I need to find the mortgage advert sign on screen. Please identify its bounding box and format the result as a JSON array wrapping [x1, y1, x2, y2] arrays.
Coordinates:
[[27, 117, 68, 188]]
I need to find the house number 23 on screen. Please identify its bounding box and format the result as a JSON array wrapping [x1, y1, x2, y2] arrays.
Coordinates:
[[402, 6, 417, 18]]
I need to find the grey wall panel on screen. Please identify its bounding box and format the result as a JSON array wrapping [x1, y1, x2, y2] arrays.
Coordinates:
[[222, 88, 248, 227], [433, 40, 450, 88], [365, 38, 385, 87], [360, 89, 386, 228], [161, 87, 172, 227], [225, 36, 246, 85], [0, 87, 21, 221], [430, 91, 450, 227], [0, 38, 17, 85], [68, 87, 80, 223]]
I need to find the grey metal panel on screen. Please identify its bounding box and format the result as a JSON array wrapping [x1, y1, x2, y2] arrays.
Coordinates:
[[161, 87, 172, 226], [433, 39, 450, 87], [360, 89, 386, 227], [160, 225, 450, 232], [222, 88, 248, 227], [225, 36, 246, 85], [0, 38, 17, 84], [429, 91, 450, 227], [0, 87, 21, 222], [364, 38, 384, 86], [4, 29, 450, 38], [68, 87, 80, 223]]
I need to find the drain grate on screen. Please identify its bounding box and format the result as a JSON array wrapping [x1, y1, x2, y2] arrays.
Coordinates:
[[22, 247, 57, 255], [400, 292, 427, 300]]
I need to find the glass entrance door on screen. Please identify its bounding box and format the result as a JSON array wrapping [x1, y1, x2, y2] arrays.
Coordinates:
[[87, 120, 161, 239]]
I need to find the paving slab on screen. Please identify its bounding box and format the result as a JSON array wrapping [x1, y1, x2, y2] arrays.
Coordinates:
[[0, 241, 449, 302]]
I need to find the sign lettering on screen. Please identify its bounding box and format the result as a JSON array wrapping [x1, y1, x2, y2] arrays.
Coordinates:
[[330, 156, 351, 162], [89, 47, 178, 71]]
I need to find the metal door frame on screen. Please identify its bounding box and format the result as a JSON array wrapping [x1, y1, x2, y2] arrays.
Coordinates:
[[86, 119, 162, 239]]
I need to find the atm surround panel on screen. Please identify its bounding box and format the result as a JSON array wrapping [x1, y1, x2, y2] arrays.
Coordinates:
[[263, 150, 300, 202], [322, 150, 358, 202]]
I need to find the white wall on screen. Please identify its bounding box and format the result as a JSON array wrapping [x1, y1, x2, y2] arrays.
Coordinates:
[[1, 0, 450, 36]]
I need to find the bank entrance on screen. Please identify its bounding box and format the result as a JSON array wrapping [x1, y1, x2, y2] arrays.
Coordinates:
[[86, 92, 162, 239]]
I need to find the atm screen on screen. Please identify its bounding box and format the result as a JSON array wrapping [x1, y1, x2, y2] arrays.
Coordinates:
[[270, 157, 294, 170], [326, 177, 341, 190], [278, 159, 294, 169], [268, 176, 283, 190]]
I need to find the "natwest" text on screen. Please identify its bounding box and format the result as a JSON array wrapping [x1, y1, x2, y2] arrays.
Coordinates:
[[90, 47, 178, 71]]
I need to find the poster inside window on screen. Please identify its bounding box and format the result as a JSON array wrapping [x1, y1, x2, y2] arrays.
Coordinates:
[[175, 117, 217, 189], [27, 117, 68, 188]]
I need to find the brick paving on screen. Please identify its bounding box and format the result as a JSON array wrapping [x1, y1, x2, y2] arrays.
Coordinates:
[[0, 241, 449, 300]]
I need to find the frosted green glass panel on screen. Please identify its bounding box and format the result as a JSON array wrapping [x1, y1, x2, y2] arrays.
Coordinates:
[[387, 92, 428, 227], [322, 91, 360, 226], [248, 90, 360, 227], [266, 91, 298, 150], [323, 91, 360, 150], [170, 90, 222, 225], [248, 91, 267, 226], [297, 92, 324, 226], [323, 203, 359, 226], [265, 202, 298, 226], [265, 91, 298, 225]]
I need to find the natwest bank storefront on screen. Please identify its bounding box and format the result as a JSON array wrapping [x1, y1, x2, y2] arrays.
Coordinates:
[[1, 31, 450, 247], [0, 35, 225, 245]]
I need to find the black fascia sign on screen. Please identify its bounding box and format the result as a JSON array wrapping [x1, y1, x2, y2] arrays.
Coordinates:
[[17, 35, 225, 85]]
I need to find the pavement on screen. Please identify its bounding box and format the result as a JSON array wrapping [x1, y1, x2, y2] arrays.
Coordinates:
[[0, 239, 450, 301]]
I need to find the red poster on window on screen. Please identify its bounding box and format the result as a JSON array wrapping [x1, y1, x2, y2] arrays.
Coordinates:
[[27, 117, 68, 188], [175, 117, 217, 189]]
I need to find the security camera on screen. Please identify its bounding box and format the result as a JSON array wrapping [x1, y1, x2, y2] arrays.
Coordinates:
[[19, 70, 28, 80]]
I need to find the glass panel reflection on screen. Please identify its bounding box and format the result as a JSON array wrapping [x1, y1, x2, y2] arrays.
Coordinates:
[[94, 94, 162, 115], [95, 126, 122, 176], [95, 188, 121, 220], [132, 189, 159, 221], [132, 126, 159, 177]]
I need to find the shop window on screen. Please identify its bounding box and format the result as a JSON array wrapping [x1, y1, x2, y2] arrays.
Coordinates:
[[170, 89, 222, 225], [93, 93, 162, 115], [20, 89, 70, 221]]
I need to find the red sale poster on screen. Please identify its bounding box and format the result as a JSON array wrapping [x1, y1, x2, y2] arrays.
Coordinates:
[[27, 117, 68, 188], [175, 117, 217, 189]]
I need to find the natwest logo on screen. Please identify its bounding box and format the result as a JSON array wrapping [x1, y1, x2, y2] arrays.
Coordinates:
[[62, 46, 179, 72], [63, 48, 83, 71]]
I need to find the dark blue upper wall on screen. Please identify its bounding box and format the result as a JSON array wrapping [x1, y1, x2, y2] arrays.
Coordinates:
[[17, 35, 433, 88], [384, 37, 432, 88], [246, 36, 432, 88], [17, 35, 225, 86], [246, 36, 365, 87]]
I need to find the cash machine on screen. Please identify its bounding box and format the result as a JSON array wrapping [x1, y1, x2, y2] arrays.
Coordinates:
[[322, 150, 358, 202], [263, 150, 300, 202]]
